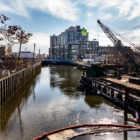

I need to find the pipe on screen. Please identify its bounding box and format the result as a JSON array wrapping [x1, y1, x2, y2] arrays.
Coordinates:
[[33, 124, 139, 140]]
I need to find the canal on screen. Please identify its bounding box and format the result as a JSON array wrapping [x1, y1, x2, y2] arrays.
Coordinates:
[[0, 66, 139, 140]]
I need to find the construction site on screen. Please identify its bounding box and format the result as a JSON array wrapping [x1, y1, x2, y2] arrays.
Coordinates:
[[80, 19, 140, 123]]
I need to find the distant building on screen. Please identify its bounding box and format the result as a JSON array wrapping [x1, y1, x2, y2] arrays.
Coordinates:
[[13, 51, 36, 58], [50, 26, 99, 60], [36, 54, 46, 59], [68, 40, 99, 60], [84, 46, 133, 64], [49, 26, 132, 63], [0, 44, 12, 57]]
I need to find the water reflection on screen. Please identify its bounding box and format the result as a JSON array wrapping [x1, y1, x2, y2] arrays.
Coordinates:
[[0, 71, 40, 132], [49, 66, 120, 110], [50, 66, 82, 99], [0, 66, 139, 140], [84, 95, 103, 108]]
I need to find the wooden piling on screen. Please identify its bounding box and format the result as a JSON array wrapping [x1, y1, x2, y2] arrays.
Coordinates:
[[124, 88, 129, 125]]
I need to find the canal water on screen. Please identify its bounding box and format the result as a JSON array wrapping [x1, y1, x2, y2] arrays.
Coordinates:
[[0, 66, 139, 140]]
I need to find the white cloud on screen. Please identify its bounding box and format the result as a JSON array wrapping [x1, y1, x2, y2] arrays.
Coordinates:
[[128, 3, 140, 20], [0, 2, 13, 12], [0, 1, 29, 18], [82, 0, 121, 9], [87, 12, 93, 19], [89, 30, 113, 46], [82, 0, 140, 21], [0, 0, 79, 21], [123, 29, 140, 45], [101, 13, 112, 20], [101, 0, 121, 9], [118, 0, 132, 16], [28, 32, 50, 54], [85, 0, 101, 7]]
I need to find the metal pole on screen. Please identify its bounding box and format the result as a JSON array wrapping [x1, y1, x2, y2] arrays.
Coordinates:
[[39, 49, 40, 60], [33, 43, 36, 59]]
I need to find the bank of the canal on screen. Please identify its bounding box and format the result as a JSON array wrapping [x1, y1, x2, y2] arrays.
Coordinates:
[[0, 66, 139, 140]]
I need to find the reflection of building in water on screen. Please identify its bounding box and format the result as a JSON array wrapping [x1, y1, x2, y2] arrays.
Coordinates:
[[0, 72, 39, 132], [49, 66, 82, 98], [84, 95, 103, 108]]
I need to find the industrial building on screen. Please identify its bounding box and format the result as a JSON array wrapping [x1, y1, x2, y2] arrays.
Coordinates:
[[13, 51, 36, 58], [49, 26, 133, 63], [0, 44, 12, 57]]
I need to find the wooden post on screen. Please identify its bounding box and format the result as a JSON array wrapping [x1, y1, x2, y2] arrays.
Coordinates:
[[6, 79, 8, 101], [0, 81, 2, 105], [124, 88, 129, 125], [83, 69, 85, 77], [123, 131, 128, 140]]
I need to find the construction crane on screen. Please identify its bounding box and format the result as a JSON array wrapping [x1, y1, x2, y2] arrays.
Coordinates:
[[97, 19, 139, 49], [97, 19, 139, 72], [97, 19, 124, 48]]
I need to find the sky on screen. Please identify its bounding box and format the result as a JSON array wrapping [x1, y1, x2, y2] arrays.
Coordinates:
[[0, 0, 140, 54]]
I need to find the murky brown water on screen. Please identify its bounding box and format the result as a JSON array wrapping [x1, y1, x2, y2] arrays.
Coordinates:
[[0, 66, 139, 140]]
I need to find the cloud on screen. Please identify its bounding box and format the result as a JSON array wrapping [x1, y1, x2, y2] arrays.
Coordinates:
[[81, 0, 140, 21], [28, 32, 50, 54], [0, 0, 29, 17], [0, 0, 79, 21], [0, 2, 13, 12], [128, 3, 140, 20], [87, 12, 93, 19], [85, 0, 101, 7], [101, 13, 112, 20], [123, 29, 140, 45], [118, 0, 132, 17], [89, 30, 113, 46]]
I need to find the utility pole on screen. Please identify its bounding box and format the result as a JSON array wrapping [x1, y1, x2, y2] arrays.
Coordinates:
[[33, 43, 36, 59], [39, 49, 40, 60]]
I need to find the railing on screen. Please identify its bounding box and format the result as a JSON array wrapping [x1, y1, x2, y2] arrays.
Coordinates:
[[0, 62, 41, 105]]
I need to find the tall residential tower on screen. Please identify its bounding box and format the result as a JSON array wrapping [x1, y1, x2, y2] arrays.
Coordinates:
[[49, 26, 99, 60]]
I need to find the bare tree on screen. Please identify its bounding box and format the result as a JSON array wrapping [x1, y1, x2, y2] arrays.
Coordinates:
[[16, 30, 32, 57], [0, 14, 32, 55], [135, 45, 140, 53], [0, 14, 9, 41], [0, 14, 22, 44]]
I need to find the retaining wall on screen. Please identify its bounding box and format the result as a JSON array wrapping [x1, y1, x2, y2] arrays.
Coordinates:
[[0, 62, 41, 105]]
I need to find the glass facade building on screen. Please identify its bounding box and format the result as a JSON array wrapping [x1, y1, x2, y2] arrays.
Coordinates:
[[50, 26, 99, 60]]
